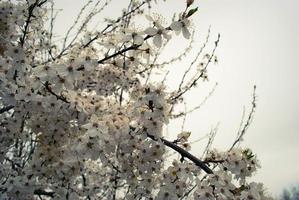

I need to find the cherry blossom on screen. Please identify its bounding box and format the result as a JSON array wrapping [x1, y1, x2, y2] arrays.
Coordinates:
[[170, 18, 192, 39], [0, 0, 274, 199], [145, 15, 171, 48]]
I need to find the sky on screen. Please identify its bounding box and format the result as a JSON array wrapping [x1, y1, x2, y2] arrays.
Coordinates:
[[52, 0, 299, 197]]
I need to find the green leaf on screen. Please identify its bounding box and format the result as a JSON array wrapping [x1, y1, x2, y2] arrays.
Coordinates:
[[186, 7, 198, 18], [243, 148, 255, 160]]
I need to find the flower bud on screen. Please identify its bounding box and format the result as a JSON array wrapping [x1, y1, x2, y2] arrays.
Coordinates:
[[186, 0, 194, 7]]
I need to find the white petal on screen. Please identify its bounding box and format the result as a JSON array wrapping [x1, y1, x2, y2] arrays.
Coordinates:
[[162, 31, 172, 40], [144, 27, 158, 36], [183, 19, 191, 26], [133, 35, 144, 45], [182, 27, 191, 39], [88, 129, 98, 137], [153, 35, 162, 48], [90, 114, 98, 121], [145, 15, 154, 22], [155, 23, 164, 30], [123, 34, 132, 42], [82, 123, 92, 129], [54, 65, 68, 76], [144, 53, 150, 63], [170, 21, 182, 31]]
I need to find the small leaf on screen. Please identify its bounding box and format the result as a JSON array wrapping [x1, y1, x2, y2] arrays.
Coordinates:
[[186, 7, 198, 18], [243, 148, 255, 160]]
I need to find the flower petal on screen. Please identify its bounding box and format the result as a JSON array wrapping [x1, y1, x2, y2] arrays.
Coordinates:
[[145, 15, 154, 22], [170, 21, 182, 32], [133, 35, 144, 45], [162, 32, 172, 40], [144, 27, 158, 36], [153, 35, 162, 48], [182, 27, 191, 39]]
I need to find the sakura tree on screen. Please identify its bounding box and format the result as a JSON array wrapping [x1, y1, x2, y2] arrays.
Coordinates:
[[0, 0, 273, 199]]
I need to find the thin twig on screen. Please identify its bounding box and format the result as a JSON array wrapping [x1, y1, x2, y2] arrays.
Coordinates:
[[229, 85, 257, 151], [177, 27, 211, 93], [20, 0, 48, 47], [180, 184, 197, 200], [171, 83, 217, 119], [83, 1, 147, 48], [201, 123, 219, 159], [61, 0, 94, 51], [43, 81, 69, 103], [170, 33, 220, 103]]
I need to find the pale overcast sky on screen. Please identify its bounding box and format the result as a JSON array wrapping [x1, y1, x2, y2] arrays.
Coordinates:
[[53, 0, 299, 197]]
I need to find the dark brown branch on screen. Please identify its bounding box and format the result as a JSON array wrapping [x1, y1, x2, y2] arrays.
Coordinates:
[[43, 81, 69, 103], [112, 170, 119, 200], [96, 28, 169, 65], [97, 44, 139, 64], [20, 0, 48, 47], [146, 133, 213, 174], [47, 1, 56, 61], [82, 24, 112, 49], [4, 157, 22, 169], [0, 105, 14, 114], [34, 189, 54, 198], [203, 159, 225, 164], [96, 14, 192, 66]]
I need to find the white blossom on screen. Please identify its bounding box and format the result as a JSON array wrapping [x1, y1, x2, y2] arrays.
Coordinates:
[[170, 19, 191, 39], [0, 1, 273, 199]]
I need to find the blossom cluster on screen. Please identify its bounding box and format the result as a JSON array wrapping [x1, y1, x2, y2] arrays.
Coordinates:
[[0, 0, 273, 199]]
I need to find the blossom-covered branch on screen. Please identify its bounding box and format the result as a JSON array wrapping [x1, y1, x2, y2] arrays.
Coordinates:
[[0, 0, 273, 199], [146, 133, 213, 174]]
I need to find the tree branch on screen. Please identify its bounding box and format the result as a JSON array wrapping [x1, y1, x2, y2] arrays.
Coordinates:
[[170, 33, 220, 103], [146, 133, 213, 174], [20, 0, 48, 47], [83, 1, 147, 48], [34, 189, 54, 198], [0, 105, 14, 114], [43, 81, 69, 103], [97, 44, 139, 64], [229, 85, 257, 151]]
